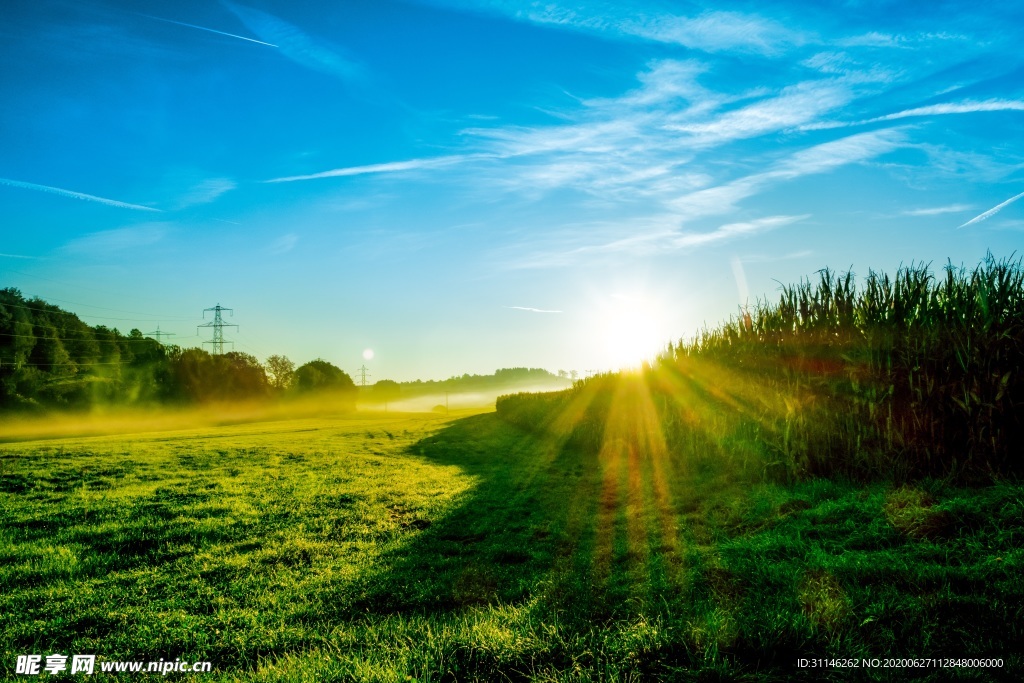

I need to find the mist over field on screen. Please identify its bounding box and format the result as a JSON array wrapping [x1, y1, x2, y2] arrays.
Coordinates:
[[0, 382, 568, 443], [368, 384, 568, 414]]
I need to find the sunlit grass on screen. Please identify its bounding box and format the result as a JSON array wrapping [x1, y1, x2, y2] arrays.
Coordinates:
[[2, 398, 1021, 679]]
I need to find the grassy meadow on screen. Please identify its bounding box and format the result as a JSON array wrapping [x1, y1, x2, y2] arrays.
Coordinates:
[[2, 404, 1021, 681], [2, 256, 1021, 680]]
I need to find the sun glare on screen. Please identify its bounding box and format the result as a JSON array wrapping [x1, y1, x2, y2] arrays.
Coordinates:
[[362, 348, 374, 360], [599, 300, 663, 370]]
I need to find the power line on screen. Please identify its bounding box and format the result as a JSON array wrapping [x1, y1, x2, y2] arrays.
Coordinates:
[[5, 360, 136, 367], [144, 325, 176, 345], [0, 331, 196, 343], [0, 301, 192, 325], [2, 279, 194, 320], [5, 266, 151, 300], [42, 299, 190, 319], [233, 330, 272, 360], [198, 304, 237, 355]]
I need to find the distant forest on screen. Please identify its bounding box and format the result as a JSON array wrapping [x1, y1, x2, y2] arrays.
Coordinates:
[[366, 367, 570, 404], [0, 288, 566, 412]]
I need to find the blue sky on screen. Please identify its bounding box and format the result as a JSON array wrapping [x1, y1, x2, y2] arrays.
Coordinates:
[[2, 0, 1022, 380]]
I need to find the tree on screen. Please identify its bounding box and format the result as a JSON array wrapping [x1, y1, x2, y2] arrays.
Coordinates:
[[373, 379, 401, 403], [264, 354, 295, 391], [294, 359, 356, 394], [223, 351, 271, 398]]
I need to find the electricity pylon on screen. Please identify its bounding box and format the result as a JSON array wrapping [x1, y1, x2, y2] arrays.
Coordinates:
[[198, 304, 237, 355], [145, 325, 175, 345], [355, 364, 370, 387]]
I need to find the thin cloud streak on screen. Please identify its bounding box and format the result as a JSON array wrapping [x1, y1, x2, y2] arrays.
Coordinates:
[[506, 306, 562, 313], [513, 214, 810, 269], [802, 99, 1024, 131], [671, 215, 809, 249], [902, 204, 974, 216], [225, 2, 362, 81], [959, 190, 1024, 228], [265, 155, 476, 183], [0, 178, 162, 212], [141, 15, 278, 47], [669, 128, 906, 217]]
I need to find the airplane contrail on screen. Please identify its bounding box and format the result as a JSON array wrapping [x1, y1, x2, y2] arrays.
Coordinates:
[[506, 306, 563, 313], [142, 14, 278, 47], [958, 190, 1024, 228], [0, 178, 162, 212]]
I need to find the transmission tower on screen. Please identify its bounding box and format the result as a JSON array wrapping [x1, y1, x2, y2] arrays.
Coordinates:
[[355, 364, 371, 387], [144, 325, 175, 345], [198, 304, 238, 355]]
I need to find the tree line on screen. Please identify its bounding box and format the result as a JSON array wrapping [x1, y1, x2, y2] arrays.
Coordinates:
[[0, 288, 355, 412], [365, 366, 568, 403]]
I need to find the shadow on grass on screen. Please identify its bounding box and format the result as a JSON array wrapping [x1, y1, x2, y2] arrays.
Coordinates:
[[350, 412, 611, 616], [341, 412, 1024, 681]]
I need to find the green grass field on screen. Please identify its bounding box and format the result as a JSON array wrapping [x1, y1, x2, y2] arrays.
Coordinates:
[[1, 408, 1021, 681]]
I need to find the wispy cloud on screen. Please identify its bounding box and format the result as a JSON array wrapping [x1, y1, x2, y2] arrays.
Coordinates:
[[959, 190, 1024, 228], [668, 128, 906, 217], [269, 233, 299, 254], [264, 59, 882, 204], [458, 60, 866, 204], [419, 1, 804, 54], [665, 80, 852, 144], [670, 215, 809, 249], [269, 62, 906, 271], [0, 252, 39, 259], [838, 31, 966, 49], [141, 14, 277, 47], [224, 2, 362, 81], [506, 306, 562, 313], [800, 51, 900, 83], [802, 99, 1024, 131], [61, 224, 167, 254], [506, 213, 811, 269], [902, 204, 974, 216], [177, 178, 237, 208], [265, 155, 473, 183], [498, 126, 904, 268], [0, 177, 161, 212]]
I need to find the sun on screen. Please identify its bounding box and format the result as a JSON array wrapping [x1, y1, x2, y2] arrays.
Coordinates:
[[598, 297, 664, 370], [362, 348, 374, 360]]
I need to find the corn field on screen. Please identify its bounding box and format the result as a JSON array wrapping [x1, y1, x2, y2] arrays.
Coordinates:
[[498, 254, 1024, 483]]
